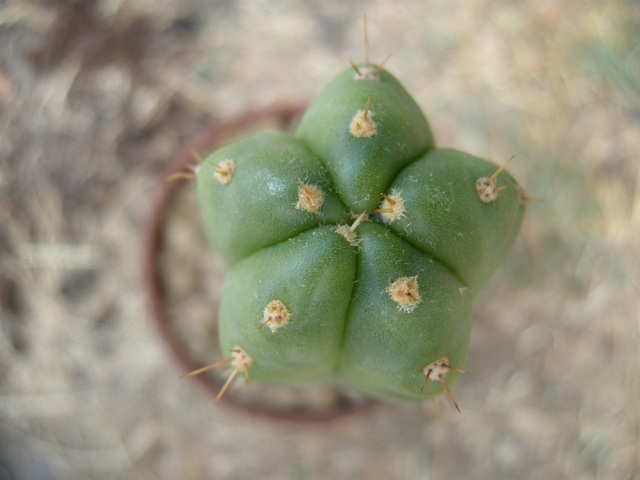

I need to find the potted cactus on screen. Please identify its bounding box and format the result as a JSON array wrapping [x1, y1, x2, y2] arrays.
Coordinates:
[[145, 52, 525, 420]]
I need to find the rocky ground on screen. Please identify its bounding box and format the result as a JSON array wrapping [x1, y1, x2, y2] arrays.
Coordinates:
[[1, 1, 638, 479]]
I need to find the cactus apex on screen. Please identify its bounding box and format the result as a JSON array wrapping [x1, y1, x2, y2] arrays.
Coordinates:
[[335, 211, 368, 246]]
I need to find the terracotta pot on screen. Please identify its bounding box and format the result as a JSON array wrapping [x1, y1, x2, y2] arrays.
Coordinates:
[[142, 103, 376, 422]]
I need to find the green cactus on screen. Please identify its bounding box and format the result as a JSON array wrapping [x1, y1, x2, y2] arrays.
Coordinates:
[[188, 62, 525, 408]]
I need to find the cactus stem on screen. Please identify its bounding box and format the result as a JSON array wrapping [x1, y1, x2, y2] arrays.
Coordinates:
[[420, 356, 468, 412]]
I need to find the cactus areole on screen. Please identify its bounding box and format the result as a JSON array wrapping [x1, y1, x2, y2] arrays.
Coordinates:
[[192, 63, 525, 406]]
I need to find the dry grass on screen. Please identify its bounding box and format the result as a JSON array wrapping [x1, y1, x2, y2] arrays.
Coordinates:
[[1, 1, 639, 479]]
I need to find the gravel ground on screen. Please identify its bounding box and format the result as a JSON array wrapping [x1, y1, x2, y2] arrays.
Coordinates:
[[1, 1, 639, 479]]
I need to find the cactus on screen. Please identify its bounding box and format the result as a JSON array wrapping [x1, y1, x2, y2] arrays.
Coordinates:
[[186, 60, 525, 408]]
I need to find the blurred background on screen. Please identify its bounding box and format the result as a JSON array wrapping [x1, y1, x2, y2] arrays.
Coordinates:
[[1, 1, 638, 479]]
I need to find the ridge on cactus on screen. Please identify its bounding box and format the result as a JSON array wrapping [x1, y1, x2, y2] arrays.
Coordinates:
[[178, 54, 526, 411]]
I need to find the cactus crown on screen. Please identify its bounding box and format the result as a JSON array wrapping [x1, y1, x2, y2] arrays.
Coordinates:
[[182, 41, 525, 410]]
